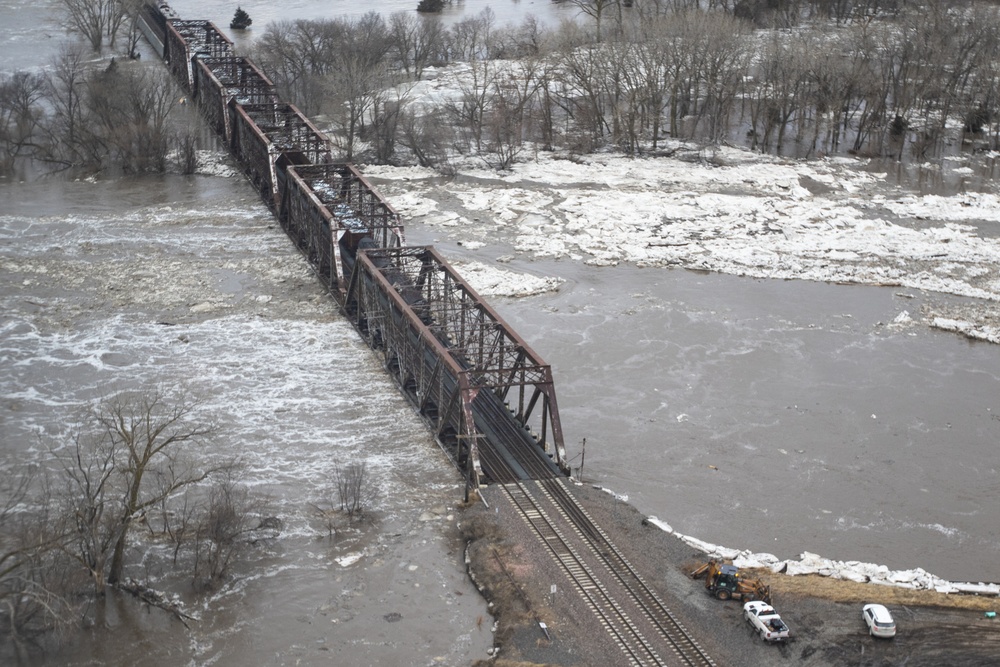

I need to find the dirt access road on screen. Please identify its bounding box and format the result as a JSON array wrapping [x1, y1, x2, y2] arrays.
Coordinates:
[[463, 483, 1000, 667]]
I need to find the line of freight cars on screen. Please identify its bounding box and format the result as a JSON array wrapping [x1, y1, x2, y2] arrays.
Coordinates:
[[152, 10, 405, 296], [144, 3, 568, 488]]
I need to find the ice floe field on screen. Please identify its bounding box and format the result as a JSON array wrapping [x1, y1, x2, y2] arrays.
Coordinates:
[[361, 140, 1000, 590], [366, 141, 1000, 344]]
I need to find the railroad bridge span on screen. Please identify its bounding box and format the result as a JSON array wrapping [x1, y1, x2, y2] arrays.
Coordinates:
[[149, 8, 568, 495], [140, 8, 720, 664]]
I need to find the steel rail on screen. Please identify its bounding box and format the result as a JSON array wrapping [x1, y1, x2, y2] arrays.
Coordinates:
[[497, 479, 665, 666], [473, 388, 559, 483], [537, 478, 717, 667], [480, 439, 664, 665]]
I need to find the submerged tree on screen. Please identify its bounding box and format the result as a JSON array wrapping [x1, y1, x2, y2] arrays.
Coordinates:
[[230, 6, 252, 30], [0, 71, 46, 174], [0, 467, 75, 643], [334, 462, 376, 521], [192, 468, 268, 588], [61, 0, 133, 52], [0, 389, 277, 648], [85, 65, 177, 173], [56, 388, 216, 594]]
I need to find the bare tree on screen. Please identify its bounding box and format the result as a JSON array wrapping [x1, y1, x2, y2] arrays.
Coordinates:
[[61, 0, 129, 52], [367, 88, 409, 164], [55, 388, 215, 594], [325, 55, 393, 160], [334, 463, 376, 521], [120, 0, 147, 59], [35, 46, 179, 173], [326, 12, 394, 159], [192, 470, 264, 588], [389, 11, 447, 80], [745, 32, 811, 153], [155, 485, 198, 565], [446, 58, 501, 153], [0, 71, 46, 173], [688, 11, 751, 143], [562, 0, 624, 42], [57, 426, 124, 596], [447, 8, 497, 61], [397, 106, 454, 169], [86, 64, 177, 172], [41, 45, 92, 168], [175, 131, 198, 175], [310, 482, 343, 539], [0, 468, 75, 643], [551, 40, 614, 151], [481, 60, 545, 168], [255, 14, 393, 155], [253, 19, 341, 115]]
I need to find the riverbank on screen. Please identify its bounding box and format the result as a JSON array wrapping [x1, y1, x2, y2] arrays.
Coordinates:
[[463, 481, 1000, 667]]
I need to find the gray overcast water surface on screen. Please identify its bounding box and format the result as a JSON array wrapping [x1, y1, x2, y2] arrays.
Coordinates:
[[402, 222, 1000, 584]]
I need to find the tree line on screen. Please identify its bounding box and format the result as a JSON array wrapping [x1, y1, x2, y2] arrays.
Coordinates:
[[0, 0, 190, 177], [0, 49, 186, 177], [3, 0, 999, 172], [249, 0, 1000, 168]]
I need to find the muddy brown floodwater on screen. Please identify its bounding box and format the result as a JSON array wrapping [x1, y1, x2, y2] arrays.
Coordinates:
[[400, 213, 1000, 585], [0, 174, 494, 666]]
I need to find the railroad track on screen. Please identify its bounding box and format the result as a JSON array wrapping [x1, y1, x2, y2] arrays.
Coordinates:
[[501, 481, 665, 665], [473, 388, 714, 664], [537, 478, 716, 667], [490, 475, 716, 666], [473, 391, 560, 483]]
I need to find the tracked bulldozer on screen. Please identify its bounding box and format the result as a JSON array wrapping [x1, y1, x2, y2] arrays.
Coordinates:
[[690, 560, 772, 605]]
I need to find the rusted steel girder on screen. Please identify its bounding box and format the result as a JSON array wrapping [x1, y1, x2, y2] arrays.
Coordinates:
[[230, 103, 278, 207], [164, 20, 232, 89], [230, 103, 333, 209], [288, 163, 404, 249], [283, 163, 405, 295], [193, 56, 277, 142], [346, 248, 485, 491], [347, 246, 568, 477], [239, 103, 330, 165]]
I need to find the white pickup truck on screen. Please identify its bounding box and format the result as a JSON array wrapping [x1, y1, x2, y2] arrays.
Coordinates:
[[743, 601, 791, 642]]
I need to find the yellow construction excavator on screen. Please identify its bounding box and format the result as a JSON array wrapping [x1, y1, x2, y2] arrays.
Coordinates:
[[690, 560, 772, 605]]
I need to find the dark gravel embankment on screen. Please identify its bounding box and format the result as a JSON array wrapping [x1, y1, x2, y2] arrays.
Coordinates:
[[463, 481, 1000, 667]]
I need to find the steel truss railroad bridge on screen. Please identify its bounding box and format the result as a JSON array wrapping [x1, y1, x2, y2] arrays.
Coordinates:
[[143, 5, 568, 497], [140, 6, 721, 664]]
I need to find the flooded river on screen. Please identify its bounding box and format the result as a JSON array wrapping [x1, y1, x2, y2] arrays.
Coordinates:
[[475, 257, 1000, 583], [0, 175, 493, 665], [2, 0, 999, 664]]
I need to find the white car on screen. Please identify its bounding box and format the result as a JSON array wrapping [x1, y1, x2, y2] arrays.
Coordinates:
[[863, 603, 897, 638], [743, 600, 790, 642]]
